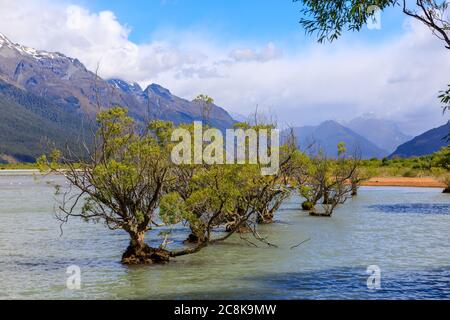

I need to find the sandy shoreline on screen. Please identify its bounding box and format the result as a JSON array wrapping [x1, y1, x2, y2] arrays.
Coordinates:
[[361, 177, 446, 188], [0, 170, 447, 188]]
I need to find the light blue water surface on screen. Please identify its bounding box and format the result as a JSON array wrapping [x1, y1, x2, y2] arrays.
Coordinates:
[[0, 175, 449, 299]]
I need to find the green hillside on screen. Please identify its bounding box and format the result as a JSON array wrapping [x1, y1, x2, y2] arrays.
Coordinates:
[[0, 82, 91, 162]]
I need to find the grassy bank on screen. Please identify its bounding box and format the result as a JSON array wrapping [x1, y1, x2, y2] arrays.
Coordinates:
[[361, 146, 449, 179], [0, 163, 40, 170]]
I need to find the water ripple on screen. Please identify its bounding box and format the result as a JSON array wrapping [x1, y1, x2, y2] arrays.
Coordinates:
[[369, 203, 450, 215]]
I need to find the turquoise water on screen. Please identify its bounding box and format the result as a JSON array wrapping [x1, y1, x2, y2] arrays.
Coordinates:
[[0, 174, 450, 299]]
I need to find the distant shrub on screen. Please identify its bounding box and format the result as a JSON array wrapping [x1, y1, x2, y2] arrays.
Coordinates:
[[403, 170, 418, 178], [302, 201, 314, 211]]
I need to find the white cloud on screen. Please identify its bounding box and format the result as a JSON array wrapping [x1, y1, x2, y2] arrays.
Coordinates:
[[153, 22, 450, 135], [230, 42, 282, 62], [0, 0, 201, 81], [0, 0, 448, 135]]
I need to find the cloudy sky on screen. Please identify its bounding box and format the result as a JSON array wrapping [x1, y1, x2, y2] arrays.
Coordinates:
[[0, 0, 448, 135]]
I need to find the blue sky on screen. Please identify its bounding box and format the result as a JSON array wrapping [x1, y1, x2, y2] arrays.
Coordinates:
[[0, 0, 448, 134], [83, 0, 406, 48]]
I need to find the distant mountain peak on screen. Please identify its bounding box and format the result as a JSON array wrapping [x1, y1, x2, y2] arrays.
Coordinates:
[[320, 120, 341, 127], [390, 123, 450, 158], [108, 79, 143, 93], [0, 32, 67, 61], [345, 116, 412, 153], [146, 83, 172, 98], [0, 33, 236, 162], [287, 121, 389, 159], [0, 32, 11, 45]]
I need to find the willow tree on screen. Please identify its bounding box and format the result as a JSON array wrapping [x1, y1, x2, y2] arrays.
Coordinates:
[[295, 144, 360, 216], [254, 137, 307, 224], [160, 164, 268, 246], [430, 145, 450, 192], [221, 122, 290, 225], [296, 0, 449, 47], [193, 94, 215, 121], [39, 107, 191, 264]]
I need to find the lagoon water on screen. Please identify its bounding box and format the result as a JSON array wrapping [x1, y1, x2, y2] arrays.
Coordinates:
[[1, 174, 450, 300]]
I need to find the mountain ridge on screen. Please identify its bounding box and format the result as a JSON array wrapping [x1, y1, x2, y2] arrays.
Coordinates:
[[0, 32, 235, 127], [344, 116, 412, 153], [389, 123, 450, 158], [0, 33, 235, 162], [287, 120, 389, 159]]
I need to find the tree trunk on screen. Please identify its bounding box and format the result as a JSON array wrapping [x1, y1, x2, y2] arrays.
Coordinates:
[[226, 208, 252, 233], [225, 220, 252, 234], [313, 191, 323, 205], [184, 224, 207, 244], [309, 211, 332, 217], [351, 181, 358, 196], [121, 231, 170, 265], [323, 190, 332, 204], [257, 208, 274, 224]]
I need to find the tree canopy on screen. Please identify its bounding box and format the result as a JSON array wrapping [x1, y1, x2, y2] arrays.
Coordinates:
[[296, 1, 450, 49]]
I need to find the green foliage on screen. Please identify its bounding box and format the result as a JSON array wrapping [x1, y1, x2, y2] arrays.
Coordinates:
[[295, 0, 396, 42], [40, 107, 176, 237], [402, 169, 418, 178], [439, 85, 450, 141], [440, 85, 450, 111], [36, 149, 61, 172], [193, 94, 215, 105], [160, 193, 190, 225], [360, 146, 450, 178], [302, 201, 314, 211], [337, 141, 347, 156], [193, 94, 215, 120], [294, 143, 361, 215]]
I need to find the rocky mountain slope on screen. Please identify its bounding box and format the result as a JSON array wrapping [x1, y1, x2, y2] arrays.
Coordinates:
[[390, 123, 450, 158], [345, 115, 412, 154], [0, 33, 235, 162], [288, 120, 389, 159]]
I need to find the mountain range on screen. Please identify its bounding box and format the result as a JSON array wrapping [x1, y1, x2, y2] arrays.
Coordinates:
[[288, 119, 449, 159], [390, 122, 450, 158], [344, 115, 412, 154], [288, 120, 389, 159], [0, 33, 448, 162], [0, 33, 234, 162]]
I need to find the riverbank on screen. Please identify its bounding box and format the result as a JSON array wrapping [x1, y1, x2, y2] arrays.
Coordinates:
[[361, 177, 446, 188], [0, 170, 447, 189], [0, 169, 43, 176]]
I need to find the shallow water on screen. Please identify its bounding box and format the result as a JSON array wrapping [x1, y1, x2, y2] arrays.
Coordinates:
[[0, 175, 450, 300]]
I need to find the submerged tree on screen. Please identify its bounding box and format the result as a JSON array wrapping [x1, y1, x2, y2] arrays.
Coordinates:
[[161, 164, 273, 246], [39, 107, 182, 264], [430, 145, 450, 192], [40, 106, 291, 264], [295, 143, 361, 216], [38, 107, 231, 264], [237, 124, 301, 225]]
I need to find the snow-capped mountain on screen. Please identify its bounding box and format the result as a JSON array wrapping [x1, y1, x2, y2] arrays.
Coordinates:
[[0, 33, 68, 60], [0, 32, 235, 162]]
